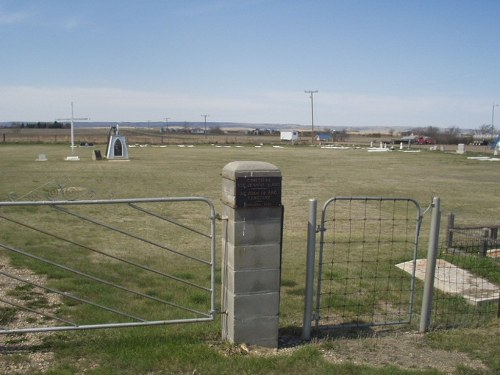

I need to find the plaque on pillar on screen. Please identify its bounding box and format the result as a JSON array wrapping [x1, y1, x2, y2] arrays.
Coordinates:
[[235, 176, 281, 208]]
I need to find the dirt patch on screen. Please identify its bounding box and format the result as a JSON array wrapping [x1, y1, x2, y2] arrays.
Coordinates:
[[0, 255, 60, 374], [317, 332, 488, 374]]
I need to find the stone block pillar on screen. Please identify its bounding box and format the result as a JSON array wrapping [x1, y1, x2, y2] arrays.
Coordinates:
[[221, 161, 283, 348]]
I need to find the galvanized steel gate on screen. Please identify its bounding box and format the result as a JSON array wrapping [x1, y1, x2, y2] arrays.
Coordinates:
[[311, 197, 423, 331], [0, 197, 216, 334]]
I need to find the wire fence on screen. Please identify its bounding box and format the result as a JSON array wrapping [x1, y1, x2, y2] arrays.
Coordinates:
[[431, 213, 500, 329], [306, 200, 500, 336], [314, 197, 423, 330]]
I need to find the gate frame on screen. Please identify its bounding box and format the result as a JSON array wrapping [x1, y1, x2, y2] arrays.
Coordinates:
[[303, 196, 424, 339], [0, 197, 217, 334]]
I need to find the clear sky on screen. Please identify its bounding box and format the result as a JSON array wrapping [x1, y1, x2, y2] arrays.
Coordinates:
[[0, 0, 499, 129]]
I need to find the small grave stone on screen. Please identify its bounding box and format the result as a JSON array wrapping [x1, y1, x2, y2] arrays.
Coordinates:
[[92, 149, 102, 160], [36, 153, 47, 161], [457, 143, 466, 154]]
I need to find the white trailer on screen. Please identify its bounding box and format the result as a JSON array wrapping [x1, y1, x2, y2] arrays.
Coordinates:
[[280, 131, 299, 142]]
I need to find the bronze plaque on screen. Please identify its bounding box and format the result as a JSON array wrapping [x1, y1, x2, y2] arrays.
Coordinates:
[[235, 176, 281, 208]]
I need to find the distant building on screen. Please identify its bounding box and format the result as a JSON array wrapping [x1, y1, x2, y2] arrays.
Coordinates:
[[315, 133, 332, 142], [280, 131, 299, 142]]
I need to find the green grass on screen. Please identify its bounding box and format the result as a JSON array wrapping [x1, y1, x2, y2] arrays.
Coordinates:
[[1, 143, 500, 374]]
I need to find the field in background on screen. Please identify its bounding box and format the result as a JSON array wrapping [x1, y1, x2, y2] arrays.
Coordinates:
[[1, 127, 497, 153], [1, 143, 499, 374]]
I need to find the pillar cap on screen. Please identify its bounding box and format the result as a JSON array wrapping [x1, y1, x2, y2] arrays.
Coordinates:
[[222, 161, 281, 180]]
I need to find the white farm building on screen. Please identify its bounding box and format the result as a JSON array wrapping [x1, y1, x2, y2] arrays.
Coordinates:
[[280, 131, 300, 142]]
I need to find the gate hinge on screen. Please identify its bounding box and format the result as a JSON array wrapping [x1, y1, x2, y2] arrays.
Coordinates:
[[316, 225, 326, 233]]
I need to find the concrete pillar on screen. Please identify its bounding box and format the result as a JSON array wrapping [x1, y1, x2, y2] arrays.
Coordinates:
[[221, 161, 283, 348]]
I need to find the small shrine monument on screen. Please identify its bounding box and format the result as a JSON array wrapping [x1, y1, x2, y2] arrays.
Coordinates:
[[106, 125, 129, 160]]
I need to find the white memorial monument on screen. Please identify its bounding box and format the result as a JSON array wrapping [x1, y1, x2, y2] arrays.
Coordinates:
[[106, 125, 129, 160]]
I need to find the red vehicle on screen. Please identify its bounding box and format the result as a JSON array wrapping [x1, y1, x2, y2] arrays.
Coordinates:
[[416, 136, 434, 145]]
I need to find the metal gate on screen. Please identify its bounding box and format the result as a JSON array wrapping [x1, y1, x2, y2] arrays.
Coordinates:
[[0, 197, 216, 334], [314, 197, 422, 330]]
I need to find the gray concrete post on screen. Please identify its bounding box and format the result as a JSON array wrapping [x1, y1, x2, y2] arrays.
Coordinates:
[[221, 161, 283, 348]]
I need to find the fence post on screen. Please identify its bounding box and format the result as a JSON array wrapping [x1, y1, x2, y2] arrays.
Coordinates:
[[221, 161, 283, 348], [481, 228, 490, 257], [302, 198, 317, 341], [419, 197, 441, 333], [447, 212, 454, 250]]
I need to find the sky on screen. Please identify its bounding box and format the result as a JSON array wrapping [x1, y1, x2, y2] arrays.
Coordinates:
[[0, 0, 499, 129]]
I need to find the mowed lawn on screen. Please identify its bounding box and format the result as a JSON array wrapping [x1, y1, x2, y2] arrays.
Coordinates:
[[1, 143, 499, 374]]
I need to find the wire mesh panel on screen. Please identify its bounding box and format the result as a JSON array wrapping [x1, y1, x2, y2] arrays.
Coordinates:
[[0, 197, 216, 334], [433, 246, 500, 328], [315, 197, 422, 330], [437, 214, 500, 328]]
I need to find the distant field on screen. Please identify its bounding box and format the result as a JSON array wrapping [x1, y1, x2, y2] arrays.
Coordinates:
[[2, 142, 499, 322], [1, 127, 496, 152], [1, 143, 499, 374]]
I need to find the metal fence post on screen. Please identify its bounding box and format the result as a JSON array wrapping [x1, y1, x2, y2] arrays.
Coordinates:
[[419, 197, 441, 333], [481, 228, 489, 257], [447, 212, 454, 250], [302, 198, 317, 340]]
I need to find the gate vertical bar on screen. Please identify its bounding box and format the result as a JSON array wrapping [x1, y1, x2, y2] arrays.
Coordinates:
[[419, 197, 441, 332], [302, 198, 317, 340]]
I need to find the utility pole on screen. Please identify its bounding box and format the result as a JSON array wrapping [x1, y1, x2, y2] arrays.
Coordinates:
[[57, 102, 89, 160], [164, 117, 170, 131], [492, 103, 498, 139], [201, 114, 209, 137], [305, 90, 318, 145]]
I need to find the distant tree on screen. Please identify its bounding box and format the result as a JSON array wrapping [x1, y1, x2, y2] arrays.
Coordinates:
[[479, 124, 493, 134], [439, 127, 461, 144], [332, 129, 348, 142], [50, 121, 63, 129], [423, 126, 441, 138], [208, 126, 224, 135]]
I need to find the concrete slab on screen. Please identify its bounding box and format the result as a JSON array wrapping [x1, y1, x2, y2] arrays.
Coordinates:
[[487, 249, 500, 258], [396, 259, 499, 305]]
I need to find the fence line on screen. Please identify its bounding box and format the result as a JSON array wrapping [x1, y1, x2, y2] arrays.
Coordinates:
[[431, 212, 500, 329], [305, 198, 500, 336]]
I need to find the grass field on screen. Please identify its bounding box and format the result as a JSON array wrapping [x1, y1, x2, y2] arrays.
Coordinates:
[[1, 143, 499, 374]]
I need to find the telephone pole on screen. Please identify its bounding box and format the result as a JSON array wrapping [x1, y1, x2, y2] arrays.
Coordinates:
[[305, 90, 318, 145], [492, 103, 498, 139], [201, 114, 209, 137]]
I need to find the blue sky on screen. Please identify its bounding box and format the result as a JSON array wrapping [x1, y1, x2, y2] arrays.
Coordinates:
[[0, 0, 499, 129]]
